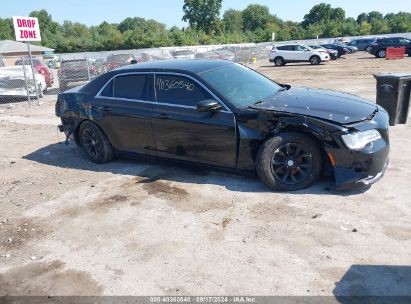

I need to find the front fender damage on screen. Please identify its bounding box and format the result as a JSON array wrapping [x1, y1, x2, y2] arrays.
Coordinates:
[[235, 110, 345, 173]]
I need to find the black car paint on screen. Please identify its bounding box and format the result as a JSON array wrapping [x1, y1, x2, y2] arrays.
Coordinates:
[[250, 87, 378, 124], [321, 44, 349, 57], [56, 60, 390, 189], [369, 37, 411, 56]]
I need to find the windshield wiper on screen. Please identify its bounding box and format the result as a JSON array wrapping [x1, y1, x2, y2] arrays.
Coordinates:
[[252, 100, 265, 105], [250, 87, 288, 106]]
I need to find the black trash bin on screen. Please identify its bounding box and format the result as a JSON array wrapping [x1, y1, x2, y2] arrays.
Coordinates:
[[374, 73, 411, 126]]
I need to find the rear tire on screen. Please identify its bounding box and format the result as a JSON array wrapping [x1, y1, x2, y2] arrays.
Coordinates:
[[79, 121, 114, 163], [376, 49, 386, 58], [274, 57, 285, 67], [255, 133, 322, 191], [309, 55, 321, 65], [365, 46, 372, 52]]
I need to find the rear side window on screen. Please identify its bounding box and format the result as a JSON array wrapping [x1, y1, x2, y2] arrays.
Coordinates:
[[155, 75, 211, 107], [100, 80, 113, 97], [277, 46, 290, 51], [113, 75, 147, 100]]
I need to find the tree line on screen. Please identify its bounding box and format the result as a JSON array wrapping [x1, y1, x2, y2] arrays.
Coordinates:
[[0, 2, 410, 53]]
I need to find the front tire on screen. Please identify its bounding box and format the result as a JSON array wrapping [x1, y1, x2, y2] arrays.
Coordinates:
[[309, 55, 321, 65], [79, 121, 114, 163], [255, 133, 322, 191]]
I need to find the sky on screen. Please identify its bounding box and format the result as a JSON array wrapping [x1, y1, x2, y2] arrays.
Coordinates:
[[1, 0, 410, 28]]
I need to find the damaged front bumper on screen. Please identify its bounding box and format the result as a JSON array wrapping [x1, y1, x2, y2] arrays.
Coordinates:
[[327, 131, 390, 190]]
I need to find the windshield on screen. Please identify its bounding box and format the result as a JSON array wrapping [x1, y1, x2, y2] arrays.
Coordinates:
[[199, 63, 282, 108]]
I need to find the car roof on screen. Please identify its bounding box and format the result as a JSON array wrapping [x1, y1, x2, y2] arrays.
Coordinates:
[[78, 59, 234, 95], [116, 59, 232, 74]]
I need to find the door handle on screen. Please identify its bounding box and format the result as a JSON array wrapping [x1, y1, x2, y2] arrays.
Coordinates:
[[98, 106, 112, 112], [153, 113, 170, 119]]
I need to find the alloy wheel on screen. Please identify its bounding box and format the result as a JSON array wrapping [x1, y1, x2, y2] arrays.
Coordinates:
[[270, 143, 313, 185], [81, 128, 102, 159]]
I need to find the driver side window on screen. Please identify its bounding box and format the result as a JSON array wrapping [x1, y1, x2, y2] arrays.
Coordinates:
[[155, 74, 212, 107]]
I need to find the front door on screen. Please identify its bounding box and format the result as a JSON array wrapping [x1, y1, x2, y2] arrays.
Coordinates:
[[151, 73, 237, 168]]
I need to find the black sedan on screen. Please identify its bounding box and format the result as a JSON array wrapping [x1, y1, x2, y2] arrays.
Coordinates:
[[321, 44, 349, 57], [369, 37, 411, 58], [56, 60, 390, 191]]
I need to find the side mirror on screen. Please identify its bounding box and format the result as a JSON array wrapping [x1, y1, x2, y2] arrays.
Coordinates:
[[197, 99, 222, 112], [130, 59, 138, 64]]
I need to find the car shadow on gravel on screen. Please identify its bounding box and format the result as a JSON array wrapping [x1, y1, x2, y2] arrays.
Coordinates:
[[333, 265, 411, 303], [24, 142, 368, 196]]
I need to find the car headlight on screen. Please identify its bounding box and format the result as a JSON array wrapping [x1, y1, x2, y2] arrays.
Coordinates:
[[341, 130, 382, 150]]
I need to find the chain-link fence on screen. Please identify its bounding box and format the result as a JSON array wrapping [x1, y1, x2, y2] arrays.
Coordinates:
[[0, 42, 273, 105], [1, 31, 410, 106], [0, 55, 50, 105]]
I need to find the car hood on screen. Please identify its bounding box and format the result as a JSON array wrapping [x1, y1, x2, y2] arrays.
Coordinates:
[[251, 87, 377, 124]]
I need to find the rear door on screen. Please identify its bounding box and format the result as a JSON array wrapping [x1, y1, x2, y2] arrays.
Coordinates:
[[151, 73, 237, 167], [276, 45, 293, 61], [93, 73, 157, 155]]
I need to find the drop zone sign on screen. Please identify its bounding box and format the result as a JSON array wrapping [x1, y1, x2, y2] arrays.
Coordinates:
[[12, 16, 41, 41]]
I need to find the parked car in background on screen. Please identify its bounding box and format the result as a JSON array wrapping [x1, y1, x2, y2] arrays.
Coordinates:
[[105, 54, 137, 71], [334, 37, 350, 44], [340, 44, 358, 54], [171, 49, 195, 59], [94, 58, 108, 75], [58, 59, 96, 91], [15, 57, 54, 87], [347, 38, 377, 52], [321, 44, 349, 57], [309, 45, 338, 60], [56, 60, 390, 191], [0, 66, 46, 98], [269, 44, 329, 66], [369, 37, 411, 58]]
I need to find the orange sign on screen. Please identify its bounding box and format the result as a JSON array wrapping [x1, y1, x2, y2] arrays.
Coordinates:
[[386, 47, 405, 60]]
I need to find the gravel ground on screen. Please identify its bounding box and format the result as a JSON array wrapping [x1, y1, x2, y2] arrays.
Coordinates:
[[0, 52, 410, 297]]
